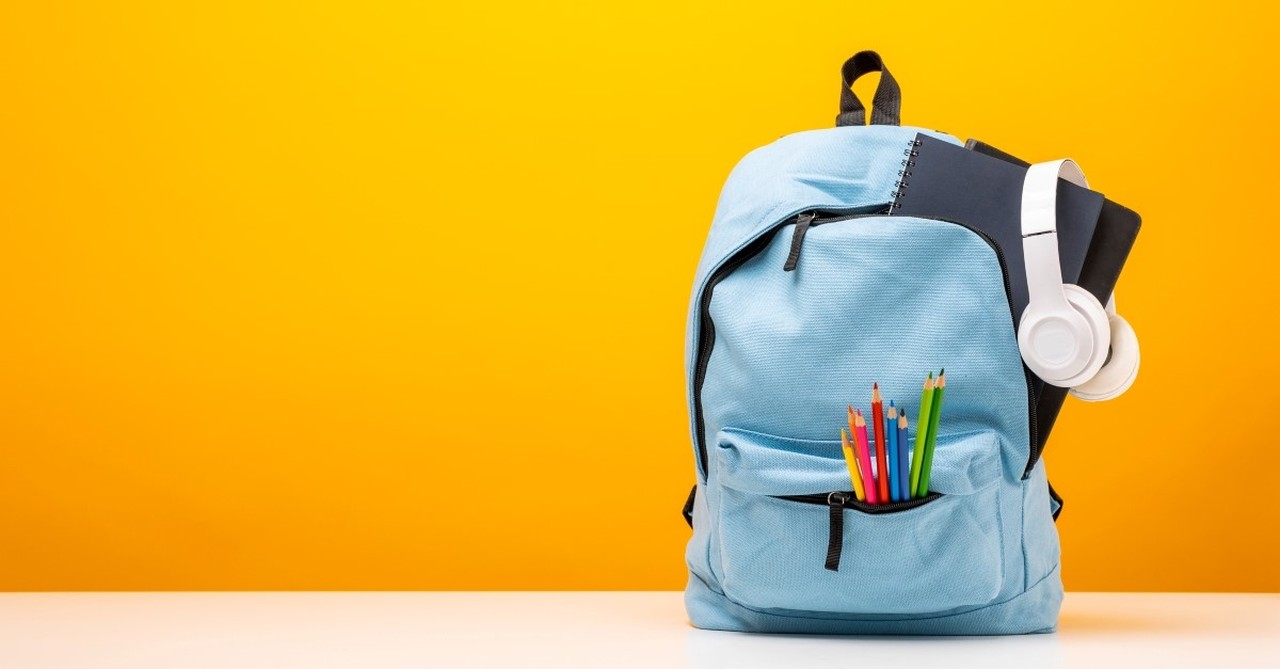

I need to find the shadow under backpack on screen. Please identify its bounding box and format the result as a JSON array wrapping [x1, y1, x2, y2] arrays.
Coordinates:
[[680, 53, 1069, 634]]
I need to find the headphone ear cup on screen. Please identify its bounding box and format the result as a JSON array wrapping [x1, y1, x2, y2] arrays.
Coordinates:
[[1071, 311, 1139, 402], [1052, 285, 1110, 388]]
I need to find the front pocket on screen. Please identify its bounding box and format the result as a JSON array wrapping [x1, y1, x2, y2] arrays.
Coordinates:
[[713, 427, 1005, 615]]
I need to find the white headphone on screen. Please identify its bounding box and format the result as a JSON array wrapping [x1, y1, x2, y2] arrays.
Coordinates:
[[1018, 159, 1139, 402]]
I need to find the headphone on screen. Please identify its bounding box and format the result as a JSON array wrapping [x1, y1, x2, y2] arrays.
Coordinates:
[[1018, 159, 1140, 402]]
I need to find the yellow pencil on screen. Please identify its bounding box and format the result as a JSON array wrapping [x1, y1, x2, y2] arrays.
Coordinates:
[[841, 428, 867, 502]]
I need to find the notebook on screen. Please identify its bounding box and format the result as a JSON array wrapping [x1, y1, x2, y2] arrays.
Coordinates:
[[892, 133, 1141, 453], [964, 138, 1142, 451], [964, 138, 1142, 309], [893, 133, 1105, 321]]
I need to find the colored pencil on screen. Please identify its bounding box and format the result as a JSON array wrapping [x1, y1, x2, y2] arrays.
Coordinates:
[[871, 383, 889, 503], [896, 412, 911, 502], [886, 402, 900, 502], [840, 428, 867, 502], [917, 370, 947, 498], [852, 408, 879, 505], [909, 373, 935, 498], [846, 406, 861, 496]]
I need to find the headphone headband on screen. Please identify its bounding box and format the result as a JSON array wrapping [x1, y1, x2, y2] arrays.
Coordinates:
[[1020, 159, 1088, 237], [1021, 159, 1089, 308]]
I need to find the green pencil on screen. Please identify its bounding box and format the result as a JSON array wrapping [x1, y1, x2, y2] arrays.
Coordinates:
[[908, 372, 934, 498], [916, 370, 946, 498]]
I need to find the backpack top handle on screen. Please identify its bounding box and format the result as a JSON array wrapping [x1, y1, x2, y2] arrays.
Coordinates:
[[836, 51, 902, 127]]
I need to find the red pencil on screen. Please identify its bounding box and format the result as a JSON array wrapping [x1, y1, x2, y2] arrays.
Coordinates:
[[871, 383, 889, 504]]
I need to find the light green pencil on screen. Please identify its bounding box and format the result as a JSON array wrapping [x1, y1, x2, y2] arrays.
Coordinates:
[[908, 372, 934, 498], [916, 370, 947, 498]]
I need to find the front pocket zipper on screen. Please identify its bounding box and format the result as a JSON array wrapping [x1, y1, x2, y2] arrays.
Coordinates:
[[775, 491, 943, 571]]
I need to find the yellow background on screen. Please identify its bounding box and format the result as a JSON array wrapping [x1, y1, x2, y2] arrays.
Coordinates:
[[1, 2, 1276, 591]]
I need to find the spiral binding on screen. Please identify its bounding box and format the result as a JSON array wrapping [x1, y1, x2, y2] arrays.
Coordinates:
[[888, 138, 922, 212]]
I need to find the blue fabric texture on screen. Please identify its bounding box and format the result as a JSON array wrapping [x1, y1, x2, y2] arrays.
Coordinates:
[[683, 125, 1063, 634]]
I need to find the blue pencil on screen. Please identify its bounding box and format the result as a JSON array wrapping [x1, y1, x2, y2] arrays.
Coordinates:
[[896, 411, 911, 502], [886, 402, 900, 502]]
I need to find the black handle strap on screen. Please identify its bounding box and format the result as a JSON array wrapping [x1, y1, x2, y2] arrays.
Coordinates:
[[836, 51, 902, 127]]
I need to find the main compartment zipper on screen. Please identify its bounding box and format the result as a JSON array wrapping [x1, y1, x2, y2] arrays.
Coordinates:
[[691, 211, 1040, 480], [782, 212, 817, 271]]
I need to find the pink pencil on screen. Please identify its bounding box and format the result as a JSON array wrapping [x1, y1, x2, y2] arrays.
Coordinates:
[[852, 408, 879, 504]]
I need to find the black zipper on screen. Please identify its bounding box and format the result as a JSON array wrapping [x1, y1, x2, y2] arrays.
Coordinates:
[[774, 490, 944, 571], [692, 225, 789, 478], [782, 212, 817, 271], [690, 211, 1039, 479], [775, 490, 941, 512], [782, 210, 885, 272]]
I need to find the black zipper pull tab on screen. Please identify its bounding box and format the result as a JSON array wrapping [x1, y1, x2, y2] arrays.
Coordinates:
[[782, 212, 817, 272], [824, 492, 849, 571]]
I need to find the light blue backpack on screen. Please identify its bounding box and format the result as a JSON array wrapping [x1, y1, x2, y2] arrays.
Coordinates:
[[681, 52, 1063, 634]]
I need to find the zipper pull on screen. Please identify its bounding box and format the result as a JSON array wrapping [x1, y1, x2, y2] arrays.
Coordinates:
[[824, 492, 849, 571], [782, 212, 817, 272]]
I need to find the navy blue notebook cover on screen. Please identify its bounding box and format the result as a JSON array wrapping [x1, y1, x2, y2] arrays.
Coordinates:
[[892, 133, 1105, 321]]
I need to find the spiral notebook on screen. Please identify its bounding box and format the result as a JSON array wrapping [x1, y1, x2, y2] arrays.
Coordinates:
[[892, 133, 1141, 452], [891, 133, 1105, 320], [963, 137, 1142, 314]]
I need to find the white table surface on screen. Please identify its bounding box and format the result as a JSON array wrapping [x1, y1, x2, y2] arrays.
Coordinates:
[[0, 592, 1276, 668]]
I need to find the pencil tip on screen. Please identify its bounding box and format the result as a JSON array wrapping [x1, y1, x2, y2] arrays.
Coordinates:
[[939, 368, 945, 376], [873, 382, 878, 389]]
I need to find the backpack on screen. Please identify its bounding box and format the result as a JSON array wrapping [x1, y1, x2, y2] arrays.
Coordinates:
[[681, 51, 1066, 634]]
